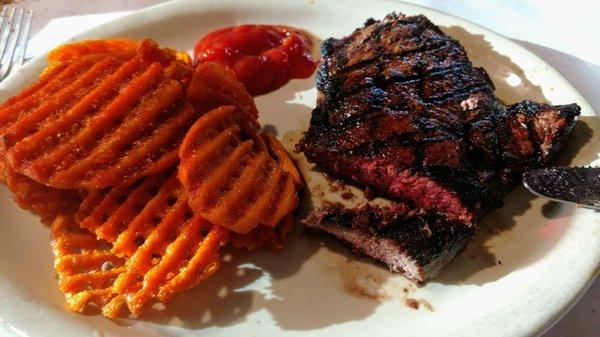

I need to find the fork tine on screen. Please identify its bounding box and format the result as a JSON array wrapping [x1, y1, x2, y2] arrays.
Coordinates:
[[0, 7, 9, 46], [0, 8, 24, 80], [0, 6, 16, 60], [0, 7, 8, 37], [16, 10, 33, 66]]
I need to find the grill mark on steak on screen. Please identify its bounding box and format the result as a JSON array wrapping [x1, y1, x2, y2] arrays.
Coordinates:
[[298, 13, 580, 281]]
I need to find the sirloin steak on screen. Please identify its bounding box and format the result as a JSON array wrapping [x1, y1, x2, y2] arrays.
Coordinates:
[[299, 13, 580, 282]]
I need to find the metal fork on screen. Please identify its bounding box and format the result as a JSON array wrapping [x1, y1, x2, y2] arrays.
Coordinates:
[[0, 6, 33, 81]]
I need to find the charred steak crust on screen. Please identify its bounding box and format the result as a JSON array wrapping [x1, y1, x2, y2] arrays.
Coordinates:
[[305, 203, 473, 282], [301, 13, 505, 222], [299, 13, 580, 223], [298, 13, 580, 281]]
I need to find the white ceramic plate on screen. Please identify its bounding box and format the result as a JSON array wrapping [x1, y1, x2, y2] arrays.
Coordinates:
[[0, 0, 597, 336]]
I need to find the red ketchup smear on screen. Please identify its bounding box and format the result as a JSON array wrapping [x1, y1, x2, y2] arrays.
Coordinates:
[[194, 25, 317, 96]]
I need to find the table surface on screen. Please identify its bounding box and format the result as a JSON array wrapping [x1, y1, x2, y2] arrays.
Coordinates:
[[11, 0, 600, 336]]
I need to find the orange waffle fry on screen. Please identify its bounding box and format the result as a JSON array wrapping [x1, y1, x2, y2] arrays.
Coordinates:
[[50, 215, 126, 316], [77, 168, 185, 256], [0, 154, 8, 183], [5, 166, 82, 224], [262, 132, 304, 189], [47, 39, 138, 64], [136, 40, 193, 85], [0, 39, 197, 190], [46, 39, 192, 82], [228, 135, 301, 250], [111, 214, 227, 316], [178, 104, 299, 234], [76, 168, 229, 316], [186, 62, 258, 119]]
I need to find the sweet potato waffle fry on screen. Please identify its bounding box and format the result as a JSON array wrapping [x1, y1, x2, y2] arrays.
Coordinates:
[[179, 105, 299, 234], [186, 62, 258, 119], [0, 39, 195, 190], [110, 213, 226, 316], [50, 215, 126, 316], [76, 168, 229, 316], [262, 132, 303, 188], [77, 168, 195, 257], [226, 134, 302, 249], [6, 167, 82, 224], [47, 39, 138, 64], [76, 168, 174, 246], [0, 38, 303, 319]]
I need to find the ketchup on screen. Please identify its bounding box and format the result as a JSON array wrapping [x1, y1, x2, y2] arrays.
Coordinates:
[[194, 25, 317, 96]]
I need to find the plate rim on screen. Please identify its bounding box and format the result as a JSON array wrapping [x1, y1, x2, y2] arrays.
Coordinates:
[[0, 0, 597, 336]]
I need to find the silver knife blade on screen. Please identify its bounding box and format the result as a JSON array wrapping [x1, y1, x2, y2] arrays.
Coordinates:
[[522, 166, 600, 210]]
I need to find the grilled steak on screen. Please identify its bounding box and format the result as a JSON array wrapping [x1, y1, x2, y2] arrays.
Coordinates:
[[306, 203, 473, 282], [299, 13, 580, 282]]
